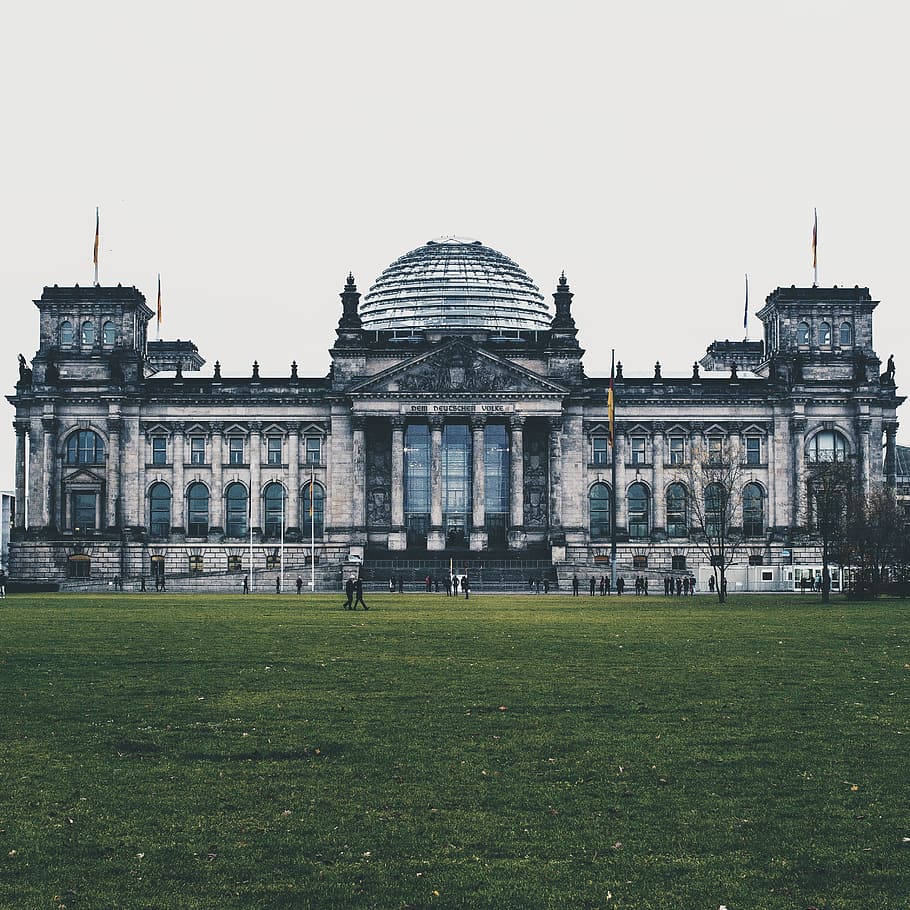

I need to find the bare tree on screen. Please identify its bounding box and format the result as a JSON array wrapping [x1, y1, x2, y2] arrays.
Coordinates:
[[674, 441, 748, 603], [805, 456, 853, 602], [842, 483, 905, 598]]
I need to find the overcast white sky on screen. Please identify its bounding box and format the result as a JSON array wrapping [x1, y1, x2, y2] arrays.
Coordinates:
[[2, 1, 908, 489]]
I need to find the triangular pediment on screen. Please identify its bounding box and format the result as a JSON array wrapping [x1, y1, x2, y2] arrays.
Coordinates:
[[349, 340, 567, 396], [63, 467, 105, 484]]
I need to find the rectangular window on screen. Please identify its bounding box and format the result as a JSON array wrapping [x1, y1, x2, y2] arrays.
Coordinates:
[[71, 492, 97, 531], [266, 552, 280, 570], [592, 437, 608, 465], [745, 436, 761, 466], [748, 554, 765, 566], [707, 437, 724, 465], [633, 554, 648, 569], [227, 555, 243, 572], [152, 436, 167, 465], [761, 569, 773, 581], [630, 437, 647, 465], [671, 555, 687, 571], [267, 437, 282, 465], [188, 554, 204, 575], [305, 437, 321, 465], [669, 436, 685, 465], [228, 437, 244, 465], [190, 437, 206, 465]]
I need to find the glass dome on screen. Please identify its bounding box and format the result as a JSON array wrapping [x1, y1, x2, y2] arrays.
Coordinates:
[[360, 237, 552, 333]]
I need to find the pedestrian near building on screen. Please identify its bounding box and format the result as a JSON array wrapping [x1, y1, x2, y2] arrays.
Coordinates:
[[0, 569, 6, 599], [572, 574, 579, 596], [354, 577, 369, 610], [275, 576, 281, 594], [296, 576, 303, 595], [343, 576, 354, 610], [589, 576, 596, 596], [462, 574, 469, 600], [242, 574, 249, 594]]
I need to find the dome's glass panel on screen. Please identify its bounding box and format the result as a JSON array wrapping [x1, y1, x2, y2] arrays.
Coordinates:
[[360, 237, 552, 332]]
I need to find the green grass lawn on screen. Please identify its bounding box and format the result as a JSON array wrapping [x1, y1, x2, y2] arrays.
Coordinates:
[[1, 593, 908, 909]]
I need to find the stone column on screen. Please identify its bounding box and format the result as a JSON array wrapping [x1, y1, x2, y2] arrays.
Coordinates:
[[210, 422, 224, 533], [14, 420, 27, 528], [287, 423, 300, 532], [41, 415, 57, 530], [857, 418, 872, 497], [106, 415, 122, 530], [428, 416, 445, 550], [389, 417, 407, 550], [884, 421, 899, 487], [249, 422, 262, 533], [172, 423, 186, 534], [548, 417, 563, 536], [508, 415, 525, 549], [789, 417, 807, 527], [766, 426, 777, 531], [470, 417, 487, 550], [351, 416, 367, 540]]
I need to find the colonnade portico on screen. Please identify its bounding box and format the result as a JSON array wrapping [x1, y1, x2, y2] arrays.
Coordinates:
[[361, 408, 554, 551]]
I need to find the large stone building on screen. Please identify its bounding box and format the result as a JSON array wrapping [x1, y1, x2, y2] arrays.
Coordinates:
[[6, 237, 905, 590]]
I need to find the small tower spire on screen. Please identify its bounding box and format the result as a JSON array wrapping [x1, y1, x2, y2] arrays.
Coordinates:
[[335, 272, 364, 347]]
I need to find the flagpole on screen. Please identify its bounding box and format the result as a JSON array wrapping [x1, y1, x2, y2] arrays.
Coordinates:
[[156, 273, 162, 342], [280, 488, 285, 594], [249, 492, 254, 593], [812, 208, 818, 287], [743, 273, 749, 341], [310, 467, 316, 592], [93, 207, 100, 287], [609, 349, 617, 593]]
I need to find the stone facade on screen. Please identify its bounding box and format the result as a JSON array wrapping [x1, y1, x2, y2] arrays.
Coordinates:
[[6, 253, 906, 591]]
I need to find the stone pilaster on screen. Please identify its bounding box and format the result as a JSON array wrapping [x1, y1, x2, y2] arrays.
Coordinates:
[[548, 417, 563, 539], [652, 426, 666, 536], [470, 417, 487, 551], [856, 417, 872, 497], [428, 416, 445, 550], [789, 416, 807, 527], [210, 422, 224, 532], [508, 415, 525, 549], [106, 415, 122, 529], [172, 423, 186, 534], [287, 423, 300, 532]]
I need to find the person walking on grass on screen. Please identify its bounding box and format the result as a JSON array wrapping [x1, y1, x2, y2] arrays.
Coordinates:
[[343, 576, 354, 610], [275, 576, 281, 594], [296, 576, 303, 595], [0, 569, 6, 599], [354, 577, 369, 610]]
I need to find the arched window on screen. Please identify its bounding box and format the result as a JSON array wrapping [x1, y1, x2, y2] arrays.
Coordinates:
[[263, 482, 285, 539], [839, 322, 852, 346], [819, 321, 831, 345], [302, 481, 325, 539], [225, 483, 248, 537], [627, 482, 650, 539], [103, 320, 116, 346], [65, 430, 105, 464], [60, 320, 74, 346], [187, 483, 209, 537], [82, 321, 95, 346], [797, 322, 810, 346], [705, 482, 726, 537], [666, 483, 688, 538], [743, 482, 764, 537], [807, 430, 848, 463], [149, 482, 171, 538], [589, 482, 611, 539]]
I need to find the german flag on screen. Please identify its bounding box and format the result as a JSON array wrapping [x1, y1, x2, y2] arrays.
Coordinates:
[[93, 208, 100, 284], [157, 273, 162, 323], [812, 208, 818, 269]]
